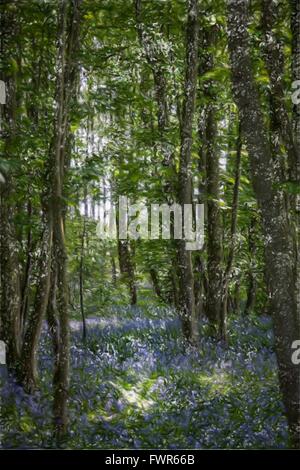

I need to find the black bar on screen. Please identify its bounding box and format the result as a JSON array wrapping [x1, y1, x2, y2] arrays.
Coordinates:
[[0, 449, 297, 467]]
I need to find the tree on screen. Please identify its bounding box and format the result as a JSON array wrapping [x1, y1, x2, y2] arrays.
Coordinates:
[[50, 0, 82, 441], [0, 2, 22, 368], [227, 0, 300, 447], [177, 0, 199, 344]]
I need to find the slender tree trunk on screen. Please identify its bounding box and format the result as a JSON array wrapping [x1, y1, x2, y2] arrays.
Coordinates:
[[228, 0, 300, 447], [18, 215, 53, 392], [50, 0, 82, 441], [220, 124, 242, 339], [205, 103, 223, 330], [169, 269, 179, 307], [194, 95, 208, 319], [177, 0, 199, 344], [244, 214, 257, 315], [233, 281, 241, 315], [118, 239, 137, 305], [47, 255, 60, 358], [111, 255, 117, 286], [199, 27, 223, 332], [149, 268, 165, 302], [116, 196, 137, 305], [245, 275, 256, 315], [20, 201, 33, 339], [79, 217, 87, 341], [135, 0, 169, 136]]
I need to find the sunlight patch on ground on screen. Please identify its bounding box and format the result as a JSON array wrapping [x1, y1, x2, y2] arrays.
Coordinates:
[[69, 316, 122, 331], [197, 370, 232, 396], [112, 378, 155, 411]]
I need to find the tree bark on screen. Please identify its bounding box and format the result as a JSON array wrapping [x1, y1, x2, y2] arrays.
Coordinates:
[[118, 239, 137, 305], [205, 103, 223, 330], [199, 27, 223, 332], [220, 123, 242, 339], [244, 214, 257, 315], [111, 255, 117, 286], [177, 0, 199, 344], [149, 268, 165, 302], [0, 4, 21, 367], [20, 201, 33, 340], [261, 0, 299, 184], [79, 217, 87, 341], [228, 0, 300, 447], [135, 0, 169, 134], [290, 0, 300, 357], [18, 215, 53, 392], [51, 0, 82, 441]]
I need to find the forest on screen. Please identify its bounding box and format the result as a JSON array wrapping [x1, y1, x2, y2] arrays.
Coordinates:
[[0, 0, 299, 450]]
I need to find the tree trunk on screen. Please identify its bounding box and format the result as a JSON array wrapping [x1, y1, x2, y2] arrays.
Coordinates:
[[111, 255, 117, 286], [47, 255, 60, 359], [261, 0, 298, 184], [291, 0, 300, 352], [118, 238, 137, 305], [18, 216, 53, 392], [149, 268, 165, 302], [194, 89, 208, 320], [20, 201, 33, 340], [135, 0, 169, 136], [51, 0, 82, 441], [0, 5, 21, 367], [79, 217, 87, 341], [244, 214, 257, 315], [228, 0, 300, 447], [220, 123, 242, 339], [205, 103, 223, 330], [199, 27, 223, 332], [177, 0, 199, 344]]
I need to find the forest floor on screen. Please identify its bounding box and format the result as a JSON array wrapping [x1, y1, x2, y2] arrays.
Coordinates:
[[1, 305, 289, 449]]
